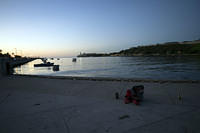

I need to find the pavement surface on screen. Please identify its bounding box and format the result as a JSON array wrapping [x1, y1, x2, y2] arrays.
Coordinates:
[[0, 75, 200, 133]]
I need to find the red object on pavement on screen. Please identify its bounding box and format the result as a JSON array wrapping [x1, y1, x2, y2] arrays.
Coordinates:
[[124, 89, 132, 104], [133, 100, 140, 105]]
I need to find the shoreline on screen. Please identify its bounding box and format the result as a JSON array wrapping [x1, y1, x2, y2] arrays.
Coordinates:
[[14, 74, 200, 83], [77, 54, 200, 57]]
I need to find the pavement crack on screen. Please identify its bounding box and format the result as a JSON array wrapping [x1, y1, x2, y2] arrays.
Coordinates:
[[63, 117, 70, 133]]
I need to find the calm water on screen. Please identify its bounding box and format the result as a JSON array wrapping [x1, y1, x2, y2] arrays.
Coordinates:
[[14, 56, 200, 80]]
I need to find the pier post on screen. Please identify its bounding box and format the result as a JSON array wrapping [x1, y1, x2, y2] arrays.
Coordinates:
[[0, 58, 11, 76]]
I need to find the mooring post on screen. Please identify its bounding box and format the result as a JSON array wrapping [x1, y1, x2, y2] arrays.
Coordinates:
[[0, 58, 11, 76], [176, 88, 183, 104]]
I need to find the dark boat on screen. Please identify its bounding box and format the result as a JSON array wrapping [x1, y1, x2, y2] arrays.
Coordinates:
[[34, 62, 54, 67], [72, 58, 77, 62], [53, 65, 59, 71]]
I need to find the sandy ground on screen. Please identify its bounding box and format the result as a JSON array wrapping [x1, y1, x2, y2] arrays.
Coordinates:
[[0, 75, 200, 133]]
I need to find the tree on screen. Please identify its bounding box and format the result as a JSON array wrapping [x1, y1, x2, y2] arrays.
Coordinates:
[[12, 52, 15, 57], [0, 49, 2, 57]]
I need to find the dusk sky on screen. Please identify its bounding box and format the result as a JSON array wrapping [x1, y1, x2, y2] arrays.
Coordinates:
[[0, 0, 200, 57]]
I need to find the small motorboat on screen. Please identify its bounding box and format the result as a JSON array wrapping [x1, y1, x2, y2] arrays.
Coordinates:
[[34, 62, 54, 67], [53, 65, 59, 71], [72, 58, 77, 62]]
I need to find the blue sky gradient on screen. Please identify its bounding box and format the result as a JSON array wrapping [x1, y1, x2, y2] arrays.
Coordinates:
[[0, 0, 200, 57]]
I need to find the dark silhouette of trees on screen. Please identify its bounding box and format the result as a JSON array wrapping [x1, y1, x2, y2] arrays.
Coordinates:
[[116, 43, 200, 56]]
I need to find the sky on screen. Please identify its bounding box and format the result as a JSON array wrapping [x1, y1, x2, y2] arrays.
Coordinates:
[[0, 0, 200, 57]]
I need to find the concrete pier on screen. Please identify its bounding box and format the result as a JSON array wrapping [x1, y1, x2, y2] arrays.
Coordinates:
[[0, 57, 36, 76], [0, 58, 9, 76]]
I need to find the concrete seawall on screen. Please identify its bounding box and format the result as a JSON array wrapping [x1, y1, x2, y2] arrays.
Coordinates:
[[0, 57, 36, 76]]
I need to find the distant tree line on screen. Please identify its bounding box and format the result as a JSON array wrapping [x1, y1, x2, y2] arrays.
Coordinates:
[[0, 49, 12, 58], [0, 49, 22, 58], [77, 53, 110, 57], [77, 40, 200, 57], [117, 42, 200, 56]]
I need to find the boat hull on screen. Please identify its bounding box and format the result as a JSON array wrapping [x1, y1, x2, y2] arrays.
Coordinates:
[[34, 63, 54, 67]]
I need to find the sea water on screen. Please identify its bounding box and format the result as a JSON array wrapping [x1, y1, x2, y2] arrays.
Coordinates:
[[14, 56, 200, 80]]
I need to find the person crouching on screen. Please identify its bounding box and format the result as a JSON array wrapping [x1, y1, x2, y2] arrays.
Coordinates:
[[124, 85, 144, 105]]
